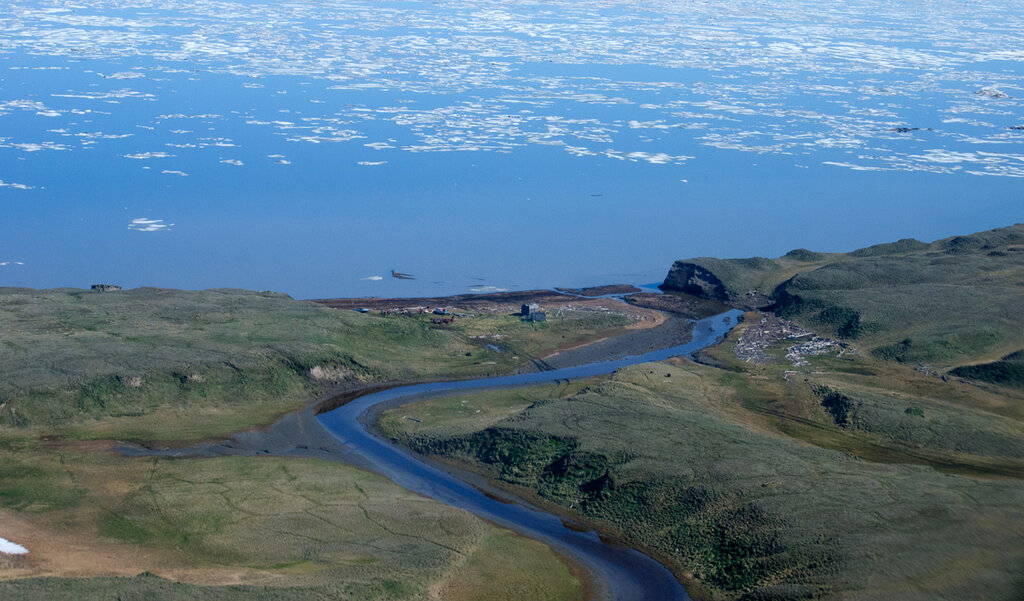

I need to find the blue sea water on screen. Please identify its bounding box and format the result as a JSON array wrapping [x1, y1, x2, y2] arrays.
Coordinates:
[[0, 0, 1022, 298]]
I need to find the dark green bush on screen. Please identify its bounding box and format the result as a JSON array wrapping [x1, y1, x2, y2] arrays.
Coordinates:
[[415, 427, 817, 593], [813, 385, 856, 427], [812, 306, 862, 339], [950, 355, 1024, 389], [872, 338, 914, 363]]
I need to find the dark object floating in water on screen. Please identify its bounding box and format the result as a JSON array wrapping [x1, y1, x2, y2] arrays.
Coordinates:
[[391, 270, 415, 280]]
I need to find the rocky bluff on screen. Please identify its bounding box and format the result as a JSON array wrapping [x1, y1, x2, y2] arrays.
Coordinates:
[[659, 262, 730, 302]]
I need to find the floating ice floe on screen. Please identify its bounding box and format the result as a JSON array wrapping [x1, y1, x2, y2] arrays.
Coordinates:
[[128, 218, 174, 232], [0, 537, 28, 555], [0, 180, 34, 190], [102, 71, 145, 80], [823, 161, 889, 172], [52, 89, 154, 100], [2, 0, 1024, 180], [976, 87, 1011, 100], [361, 275, 383, 281], [8, 142, 68, 152], [124, 151, 173, 159]]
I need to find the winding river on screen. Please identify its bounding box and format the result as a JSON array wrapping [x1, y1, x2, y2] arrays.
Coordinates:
[[316, 309, 743, 601]]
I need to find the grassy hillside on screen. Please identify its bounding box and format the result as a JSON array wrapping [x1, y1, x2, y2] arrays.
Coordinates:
[[0, 286, 629, 442], [379, 331, 1024, 600], [950, 350, 1024, 389], [662, 225, 1024, 372], [0, 440, 582, 601], [0, 286, 635, 599]]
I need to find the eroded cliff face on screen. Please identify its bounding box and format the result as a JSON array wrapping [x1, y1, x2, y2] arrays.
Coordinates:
[[659, 262, 730, 301]]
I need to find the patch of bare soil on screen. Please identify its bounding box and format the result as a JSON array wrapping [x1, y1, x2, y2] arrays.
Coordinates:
[[0, 505, 323, 587], [0, 509, 158, 582], [38, 438, 117, 454], [623, 292, 729, 319]]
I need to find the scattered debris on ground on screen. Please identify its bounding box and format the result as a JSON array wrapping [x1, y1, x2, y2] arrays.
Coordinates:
[[736, 312, 851, 366]]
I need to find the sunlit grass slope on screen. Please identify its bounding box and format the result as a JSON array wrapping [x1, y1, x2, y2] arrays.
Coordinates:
[[0, 285, 624, 599], [0, 286, 627, 442], [0, 439, 582, 600], [380, 351, 1024, 600]]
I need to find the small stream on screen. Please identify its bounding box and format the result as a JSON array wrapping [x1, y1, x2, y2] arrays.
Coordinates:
[[317, 309, 743, 601]]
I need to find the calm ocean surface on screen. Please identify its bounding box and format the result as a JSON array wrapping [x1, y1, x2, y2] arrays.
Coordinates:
[[1, 0, 1022, 298]]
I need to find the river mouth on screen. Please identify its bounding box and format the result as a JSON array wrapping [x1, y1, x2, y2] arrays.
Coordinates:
[[317, 309, 743, 601]]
